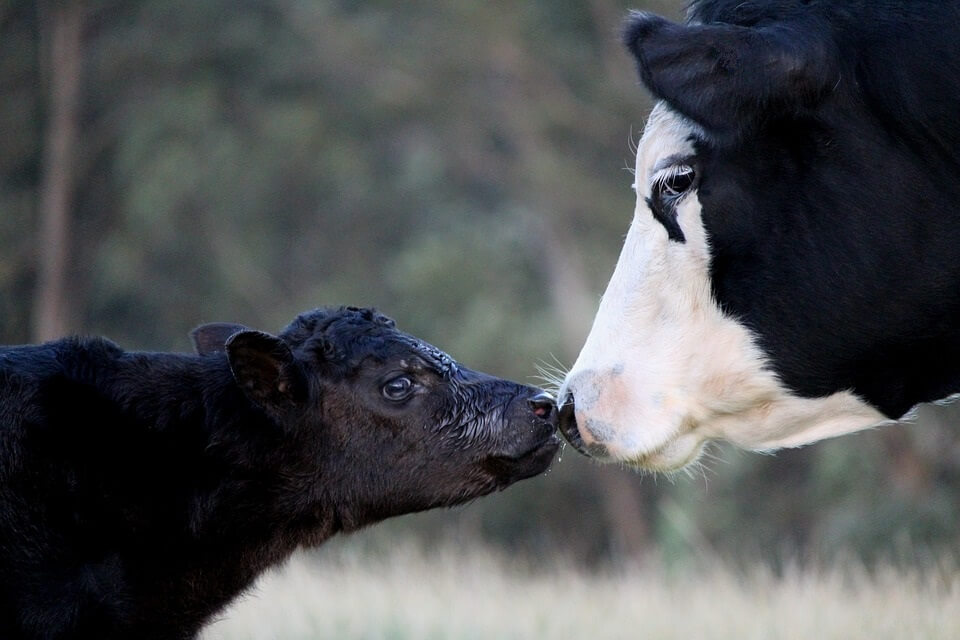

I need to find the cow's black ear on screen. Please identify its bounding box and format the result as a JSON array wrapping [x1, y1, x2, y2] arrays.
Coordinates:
[[622, 11, 838, 139], [190, 322, 251, 356], [225, 330, 307, 415]]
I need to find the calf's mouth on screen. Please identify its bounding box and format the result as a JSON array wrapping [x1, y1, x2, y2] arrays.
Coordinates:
[[482, 391, 560, 484]]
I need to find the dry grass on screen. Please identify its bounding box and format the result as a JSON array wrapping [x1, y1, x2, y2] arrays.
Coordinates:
[[201, 539, 960, 640]]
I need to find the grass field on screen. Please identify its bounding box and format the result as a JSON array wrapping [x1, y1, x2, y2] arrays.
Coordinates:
[[201, 538, 960, 640]]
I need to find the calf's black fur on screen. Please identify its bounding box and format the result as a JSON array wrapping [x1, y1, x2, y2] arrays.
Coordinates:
[[0, 306, 559, 639]]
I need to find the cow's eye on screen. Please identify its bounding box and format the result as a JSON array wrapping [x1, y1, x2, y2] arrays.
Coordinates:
[[382, 376, 414, 401], [652, 164, 696, 200]]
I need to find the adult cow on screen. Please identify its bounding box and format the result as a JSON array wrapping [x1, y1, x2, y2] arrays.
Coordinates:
[[558, 0, 960, 471]]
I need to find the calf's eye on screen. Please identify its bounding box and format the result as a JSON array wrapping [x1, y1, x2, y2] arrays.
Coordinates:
[[382, 376, 414, 401]]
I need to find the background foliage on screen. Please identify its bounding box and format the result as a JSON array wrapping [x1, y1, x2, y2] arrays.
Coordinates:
[[3, 0, 959, 568]]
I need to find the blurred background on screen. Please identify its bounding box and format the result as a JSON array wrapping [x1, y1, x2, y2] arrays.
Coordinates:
[[3, 1, 959, 633]]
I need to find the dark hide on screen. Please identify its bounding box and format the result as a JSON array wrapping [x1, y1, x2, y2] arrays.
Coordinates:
[[623, 0, 960, 417], [0, 306, 559, 639]]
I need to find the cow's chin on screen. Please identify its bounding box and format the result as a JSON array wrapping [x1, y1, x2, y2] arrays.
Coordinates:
[[600, 432, 706, 473], [560, 409, 705, 472], [620, 432, 706, 471]]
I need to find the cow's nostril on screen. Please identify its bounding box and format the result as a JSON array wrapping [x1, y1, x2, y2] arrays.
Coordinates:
[[559, 392, 575, 418], [527, 392, 555, 419], [558, 393, 589, 455]]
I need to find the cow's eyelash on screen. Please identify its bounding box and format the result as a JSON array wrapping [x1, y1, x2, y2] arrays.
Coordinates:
[[650, 163, 696, 197], [645, 161, 695, 244]]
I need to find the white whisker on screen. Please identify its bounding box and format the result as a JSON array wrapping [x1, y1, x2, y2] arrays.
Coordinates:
[[627, 124, 640, 156], [531, 354, 570, 397]]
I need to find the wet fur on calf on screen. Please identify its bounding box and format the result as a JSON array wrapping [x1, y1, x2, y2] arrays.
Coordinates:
[[0, 306, 558, 639]]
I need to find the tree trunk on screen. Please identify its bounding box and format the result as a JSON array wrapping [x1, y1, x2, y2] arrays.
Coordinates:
[[33, 1, 83, 342]]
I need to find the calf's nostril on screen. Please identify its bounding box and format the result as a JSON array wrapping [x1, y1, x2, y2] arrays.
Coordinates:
[[527, 391, 555, 419]]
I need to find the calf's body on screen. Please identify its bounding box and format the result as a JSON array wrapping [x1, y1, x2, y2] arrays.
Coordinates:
[[0, 306, 558, 639]]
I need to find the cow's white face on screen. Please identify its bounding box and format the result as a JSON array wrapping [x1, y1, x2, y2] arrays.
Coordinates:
[[558, 104, 886, 472]]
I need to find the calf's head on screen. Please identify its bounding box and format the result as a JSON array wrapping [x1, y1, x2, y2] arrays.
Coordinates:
[[560, 3, 960, 471], [193, 306, 559, 528]]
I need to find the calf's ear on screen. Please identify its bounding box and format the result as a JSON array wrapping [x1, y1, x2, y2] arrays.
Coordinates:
[[622, 11, 838, 139], [225, 330, 308, 416], [190, 322, 251, 356]]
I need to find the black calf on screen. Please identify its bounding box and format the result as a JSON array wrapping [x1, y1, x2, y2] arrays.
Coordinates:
[[0, 306, 559, 639]]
